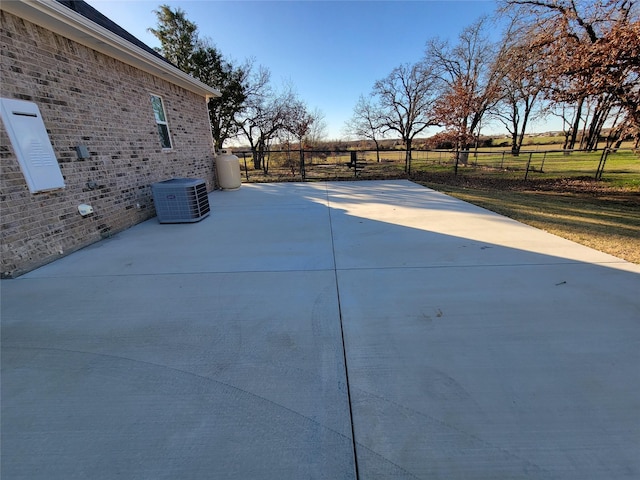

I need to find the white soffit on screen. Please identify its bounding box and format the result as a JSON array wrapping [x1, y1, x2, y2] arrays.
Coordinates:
[[1, 0, 221, 99]]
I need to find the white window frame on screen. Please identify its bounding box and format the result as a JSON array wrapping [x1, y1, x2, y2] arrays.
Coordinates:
[[150, 94, 173, 150]]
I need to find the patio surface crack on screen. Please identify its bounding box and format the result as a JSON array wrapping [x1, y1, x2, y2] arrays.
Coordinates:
[[326, 184, 360, 480]]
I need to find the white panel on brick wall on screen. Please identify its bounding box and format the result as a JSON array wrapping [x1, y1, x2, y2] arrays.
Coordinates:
[[0, 98, 65, 193]]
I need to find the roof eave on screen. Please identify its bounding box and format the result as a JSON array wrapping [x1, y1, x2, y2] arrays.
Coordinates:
[[1, 0, 221, 98]]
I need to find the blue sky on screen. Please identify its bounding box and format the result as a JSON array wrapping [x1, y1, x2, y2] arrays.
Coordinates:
[[86, 0, 513, 140]]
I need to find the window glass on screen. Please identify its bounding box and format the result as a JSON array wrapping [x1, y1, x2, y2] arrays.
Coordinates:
[[157, 125, 171, 149], [150, 95, 172, 149], [151, 96, 165, 123]]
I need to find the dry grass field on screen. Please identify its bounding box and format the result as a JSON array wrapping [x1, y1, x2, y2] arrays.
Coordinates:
[[415, 174, 640, 264]]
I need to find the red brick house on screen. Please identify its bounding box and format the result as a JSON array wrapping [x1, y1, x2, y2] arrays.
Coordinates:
[[1, 0, 220, 277]]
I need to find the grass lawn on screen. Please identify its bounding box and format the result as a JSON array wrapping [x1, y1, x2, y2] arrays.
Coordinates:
[[417, 177, 640, 264]]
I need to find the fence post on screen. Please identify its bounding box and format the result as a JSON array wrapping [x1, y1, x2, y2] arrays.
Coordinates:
[[501, 151, 505, 169], [524, 152, 533, 180], [242, 152, 249, 181], [540, 152, 547, 173]]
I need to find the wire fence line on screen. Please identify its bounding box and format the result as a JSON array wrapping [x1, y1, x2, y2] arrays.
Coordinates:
[[232, 148, 639, 184]]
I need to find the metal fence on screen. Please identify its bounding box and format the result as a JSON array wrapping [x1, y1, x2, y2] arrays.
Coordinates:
[[233, 148, 639, 184]]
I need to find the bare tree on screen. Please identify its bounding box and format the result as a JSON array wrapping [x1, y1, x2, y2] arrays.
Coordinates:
[[610, 111, 640, 149], [345, 94, 385, 162], [425, 17, 507, 164], [285, 99, 315, 178], [306, 107, 327, 147], [490, 40, 544, 155], [238, 72, 293, 172], [579, 94, 615, 150], [373, 61, 439, 173], [545, 100, 584, 151], [502, 0, 640, 145]]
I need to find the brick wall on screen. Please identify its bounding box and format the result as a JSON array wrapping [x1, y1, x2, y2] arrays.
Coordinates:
[[1, 11, 216, 277]]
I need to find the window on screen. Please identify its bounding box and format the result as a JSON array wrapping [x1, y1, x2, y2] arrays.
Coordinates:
[[150, 95, 172, 149]]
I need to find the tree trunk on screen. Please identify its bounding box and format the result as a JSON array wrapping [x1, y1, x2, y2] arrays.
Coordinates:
[[405, 138, 412, 173], [516, 97, 534, 156], [251, 146, 260, 170], [511, 129, 520, 156], [258, 140, 266, 174], [458, 136, 470, 165], [569, 97, 584, 150], [507, 101, 521, 156], [458, 116, 470, 165], [592, 103, 612, 151], [562, 121, 573, 150], [299, 147, 305, 179], [582, 99, 608, 151]]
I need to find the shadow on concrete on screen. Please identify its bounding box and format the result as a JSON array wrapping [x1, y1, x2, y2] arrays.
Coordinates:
[[2, 180, 639, 479]]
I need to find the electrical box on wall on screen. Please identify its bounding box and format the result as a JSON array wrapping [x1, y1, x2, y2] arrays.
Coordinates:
[[0, 98, 65, 193]]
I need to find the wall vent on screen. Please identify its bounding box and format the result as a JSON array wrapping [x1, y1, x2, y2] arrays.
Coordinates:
[[0, 98, 65, 193], [151, 178, 210, 223]]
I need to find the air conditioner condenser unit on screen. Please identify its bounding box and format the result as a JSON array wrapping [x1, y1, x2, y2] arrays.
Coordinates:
[[151, 178, 210, 223]]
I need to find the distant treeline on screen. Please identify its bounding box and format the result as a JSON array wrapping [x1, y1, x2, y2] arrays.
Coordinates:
[[233, 130, 634, 153]]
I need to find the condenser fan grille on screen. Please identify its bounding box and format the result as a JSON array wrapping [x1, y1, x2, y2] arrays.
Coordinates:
[[151, 178, 210, 223]]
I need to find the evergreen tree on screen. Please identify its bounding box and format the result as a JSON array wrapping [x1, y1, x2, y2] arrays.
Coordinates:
[[148, 5, 197, 72], [149, 5, 249, 149]]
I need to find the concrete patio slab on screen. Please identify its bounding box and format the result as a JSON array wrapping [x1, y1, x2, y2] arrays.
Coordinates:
[[2, 180, 639, 479], [2, 270, 355, 479], [23, 183, 334, 277], [326, 181, 635, 270], [339, 264, 639, 479]]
